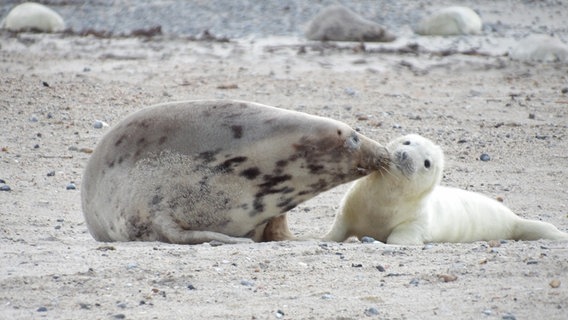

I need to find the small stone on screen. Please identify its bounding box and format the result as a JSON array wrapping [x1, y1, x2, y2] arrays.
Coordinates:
[[549, 279, 561, 288], [409, 278, 420, 286], [439, 274, 458, 282], [66, 183, 77, 190], [502, 313, 516, 320], [37, 306, 48, 312], [480, 153, 491, 161], [561, 88, 568, 94], [79, 303, 91, 310], [79, 147, 94, 154], [126, 262, 138, 270], [113, 314, 126, 319], [344, 88, 357, 96], [360, 236, 376, 243], [321, 293, 333, 300], [487, 239, 501, 247], [93, 120, 108, 129], [351, 263, 363, 268], [240, 279, 254, 287], [30, 115, 39, 122], [34, 144, 40, 149], [482, 309, 492, 316], [47, 171, 56, 177], [376, 265, 386, 272], [528, 113, 536, 119], [187, 284, 196, 290], [526, 260, 538, 265], [68, 146, 79, 151], [0, 184, 11, 192], [364, 307, 380, 316], [83, 67, 91, 72], [275, 310, 285, 318]]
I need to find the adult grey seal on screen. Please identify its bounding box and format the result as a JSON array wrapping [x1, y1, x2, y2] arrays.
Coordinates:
[[305, 5, 396, 42], [82, 100, 390, 244], [324, 134, 568, 244]]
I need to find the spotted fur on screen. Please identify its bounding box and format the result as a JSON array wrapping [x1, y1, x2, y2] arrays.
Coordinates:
[[81, 100, 389, 244]]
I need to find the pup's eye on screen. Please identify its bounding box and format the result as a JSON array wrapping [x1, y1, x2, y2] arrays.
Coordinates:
[[403, 141, 411, 145], [424, 160, 431, 168]]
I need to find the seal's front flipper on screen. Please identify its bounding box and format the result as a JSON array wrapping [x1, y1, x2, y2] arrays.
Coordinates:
[[153, 219, 253, 245], [262, 214, 295, 241]]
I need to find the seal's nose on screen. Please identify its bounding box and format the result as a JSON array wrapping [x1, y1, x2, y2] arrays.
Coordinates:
[[397, 151, 408, 161]]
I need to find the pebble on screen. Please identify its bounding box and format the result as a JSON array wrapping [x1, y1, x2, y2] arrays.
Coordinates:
[[480, 153, 491, 161], [526, 260, 538, 265], [549, 279, 561, 288], [364, 307, 380, 316], [502, 313, 516, 320], [66, 183, 77, 190], [30, 115, 39, 122], [68, 146, 79, 151], [240, 279, 254, 287], [0, 184, 11, 192], [321, 293, 333, 300], [360, 236, 376, 243], [93, 120, 109, 129], [126, 262, 138, 270], [187, 284, 196, 290], [482, 309, 492, 316], [47, 170, 56, 177], [275, 310, 285, 318], [438, 274, 458, 282], [562, 88, 568, 94], [344, 88, 357, 96], [409, 278, 420, 286], [376, 265, 385, 272], [113, 314, 126, 319], [37, 306, 48, 312]]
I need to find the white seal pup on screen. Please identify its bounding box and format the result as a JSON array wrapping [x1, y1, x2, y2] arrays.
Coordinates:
[[305, 5, 396, 42], [2, 2, 65, 33], [509, 35, 568, 63], [324, 134, 568, 244], [82, 100, 390, 245], [415, 6, 482, 36]]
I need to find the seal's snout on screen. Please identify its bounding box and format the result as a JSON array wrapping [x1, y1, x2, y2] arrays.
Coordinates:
[[358, 141, 390, 175]]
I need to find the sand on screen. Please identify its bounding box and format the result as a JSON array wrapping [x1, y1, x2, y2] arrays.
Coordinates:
[[1, 1, 567, 319]]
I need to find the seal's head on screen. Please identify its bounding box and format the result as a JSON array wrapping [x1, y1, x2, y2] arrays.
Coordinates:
[[386, 134, 444, 197]]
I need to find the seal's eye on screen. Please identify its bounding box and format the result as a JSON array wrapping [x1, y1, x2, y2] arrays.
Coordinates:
[[424, 160, 431, 168], [351, 135, 359, 144], [403, 141, 411, 145]]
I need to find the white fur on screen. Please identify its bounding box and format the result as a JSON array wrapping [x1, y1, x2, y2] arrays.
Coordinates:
[[415, 6, 482, 36], [2, 2, 65, 33], [509, 35, 568, 63], [325, 134, 568, 244]]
